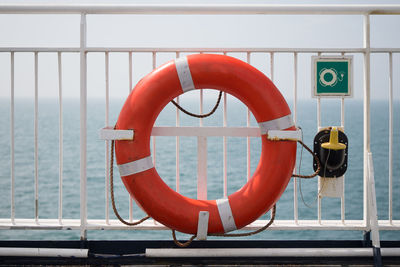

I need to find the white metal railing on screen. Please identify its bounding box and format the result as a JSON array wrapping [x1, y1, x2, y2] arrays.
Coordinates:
[[0, 3, 399, 15], [0, 4, 399, 242]]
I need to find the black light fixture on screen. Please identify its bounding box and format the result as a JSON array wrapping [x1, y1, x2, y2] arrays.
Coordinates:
[[313, 127, 348, 178]]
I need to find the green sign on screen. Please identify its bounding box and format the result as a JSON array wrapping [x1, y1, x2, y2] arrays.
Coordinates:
[[312, 56, 353, 97]]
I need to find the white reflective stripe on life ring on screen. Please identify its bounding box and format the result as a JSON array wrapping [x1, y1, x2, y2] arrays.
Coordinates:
[[267, 129, 302, 141], [175, 57, 195, 92], [216, 198, 237, 233], [118, 156, 154, 177], [258, 114, 294, 135]]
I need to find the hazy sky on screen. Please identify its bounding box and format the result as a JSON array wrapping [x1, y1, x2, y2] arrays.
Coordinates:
[[0, 0, 399, 101]]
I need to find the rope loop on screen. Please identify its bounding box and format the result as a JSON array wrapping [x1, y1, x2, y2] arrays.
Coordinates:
[[210, 204, 276, 237], [171, 91, 223, 118], [110, 139, 150, 226], [172, 230, 197, 248], [171, 204, 276, 247]]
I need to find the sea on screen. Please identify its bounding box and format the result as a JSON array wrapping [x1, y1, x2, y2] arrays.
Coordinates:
[[0, 95, 399, 241]]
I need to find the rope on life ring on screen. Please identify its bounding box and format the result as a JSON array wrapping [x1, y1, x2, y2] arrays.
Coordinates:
[[110, 138, 150, 226]]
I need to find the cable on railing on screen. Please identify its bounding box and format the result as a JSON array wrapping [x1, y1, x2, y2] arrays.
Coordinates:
[[298, 136, 328, 208], [292, 140, 320, 179], [295, 132, 322, 208]]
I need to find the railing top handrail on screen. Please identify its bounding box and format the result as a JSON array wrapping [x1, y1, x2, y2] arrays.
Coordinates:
[[0, 47, 399, 53], [0, 3, 400, 15]]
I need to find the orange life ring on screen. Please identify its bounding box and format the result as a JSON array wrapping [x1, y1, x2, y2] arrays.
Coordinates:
[[115, 54, 297, 234]]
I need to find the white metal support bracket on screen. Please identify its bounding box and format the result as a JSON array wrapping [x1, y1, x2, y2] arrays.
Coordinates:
[[99, 126, 134, 140], [196, 211, 209, 240], [367, 152, 382, 266], [319, 176, 344, 198], [367, 152, 380, 248]]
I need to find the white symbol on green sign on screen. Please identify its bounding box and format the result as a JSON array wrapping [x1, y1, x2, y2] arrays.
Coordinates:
[[312, 56, 353, 97], [319, 68, 345, 87]]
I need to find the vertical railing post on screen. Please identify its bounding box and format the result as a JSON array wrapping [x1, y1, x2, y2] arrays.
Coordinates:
[[129, 51, 133, 94], [388, 52, 393, 224], [197, 136, 208, 200], [80, 13, 88, 241], [34, 51, 39, 224], [246, 52, 251, 181], [270, 52, 274, 82], [197, 51, 207, 200], [222, 52, 228, 198], [270, 52, 275, 221], [128, 51, 134, 222], [363, 14, 371, 228], [317, 52, 322, 224], [58, 52, 63, 225], [340, 52, 346, 224], [105, 51, 110, 225], [152, 52, 157, 170], [175, 51, 181, 194], [223, 91, 228, 199], [10, 52, 15, 225], [341, 96, 346, 224]]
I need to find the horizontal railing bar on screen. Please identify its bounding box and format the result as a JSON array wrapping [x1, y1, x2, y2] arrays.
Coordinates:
[[0, 4, 400, 15], [371, 48, 400, 53], [152, 126, 260, 137], [85, 47, 368, 53], [0, 48, 80, 53], [0, 219, 383, 231], [1, 47, 400, 53], [1, 218, 400, 231]]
